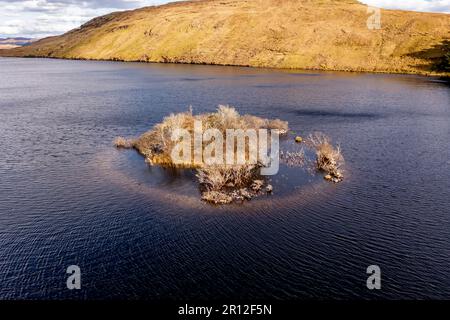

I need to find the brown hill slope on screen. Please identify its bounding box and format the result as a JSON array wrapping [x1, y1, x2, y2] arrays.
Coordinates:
[[1, 0, 449, 75]]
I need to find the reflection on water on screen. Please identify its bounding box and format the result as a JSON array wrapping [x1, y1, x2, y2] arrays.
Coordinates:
[[0, 58, 449, 299], [95, 148, 327, 212]]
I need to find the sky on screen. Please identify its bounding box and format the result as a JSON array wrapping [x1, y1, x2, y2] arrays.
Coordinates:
[[0, 0, 449, 38]]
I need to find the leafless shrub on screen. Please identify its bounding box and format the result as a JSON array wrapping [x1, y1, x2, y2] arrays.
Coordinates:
[[196, 164, 266, 204], [267, 118, 289, 135], [306, 132, 344, 181], [196, 164, 258, 192], [241, 115, 268, 130], [113, 136, 134, 148]]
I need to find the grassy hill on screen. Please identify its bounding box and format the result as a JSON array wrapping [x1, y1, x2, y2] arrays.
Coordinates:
[[1, 0, 449, 75]]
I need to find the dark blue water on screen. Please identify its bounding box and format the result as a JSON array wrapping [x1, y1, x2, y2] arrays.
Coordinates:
[[0, 57, 449, 300]]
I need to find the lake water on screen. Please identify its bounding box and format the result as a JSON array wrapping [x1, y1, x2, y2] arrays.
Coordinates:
[[0, 57, 449, 300]]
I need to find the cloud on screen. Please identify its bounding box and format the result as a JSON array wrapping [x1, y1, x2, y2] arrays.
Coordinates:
[[0, 1, 449, 38], [360, 0, 450, 13], [0, 0, 170, 37], [1, 0, 155, 9]]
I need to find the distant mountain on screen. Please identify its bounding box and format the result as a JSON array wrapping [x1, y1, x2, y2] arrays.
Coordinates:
[[1, 0, 449, 75], [0, 37, 37, 48]]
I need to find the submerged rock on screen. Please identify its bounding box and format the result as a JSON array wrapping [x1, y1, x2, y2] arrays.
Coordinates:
[[230, 190, 244, 202], [201, 191, 233, 204], [324, 171, 343, 183], [266, 184, 273, 193], [239, 188, 253, 200], [151, 143, 164, 154], [251, 180, 264, 191]]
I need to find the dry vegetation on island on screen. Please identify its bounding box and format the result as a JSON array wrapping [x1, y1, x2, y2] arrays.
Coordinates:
[[114, 106, 345, 204], [115, 106, 288, 204]]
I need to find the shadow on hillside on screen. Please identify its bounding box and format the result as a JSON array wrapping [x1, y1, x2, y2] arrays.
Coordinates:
[[407, 40, 450, 73]]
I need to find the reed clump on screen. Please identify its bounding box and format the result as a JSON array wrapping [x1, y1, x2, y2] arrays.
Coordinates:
[[113, 136, 135, 148], [306, 132, 344, 183]]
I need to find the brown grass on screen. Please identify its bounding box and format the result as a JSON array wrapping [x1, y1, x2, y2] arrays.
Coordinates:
[[131, 105, 287, 167]]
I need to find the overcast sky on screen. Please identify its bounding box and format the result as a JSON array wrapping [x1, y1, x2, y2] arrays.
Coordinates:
[[0, 0, 449, 38]]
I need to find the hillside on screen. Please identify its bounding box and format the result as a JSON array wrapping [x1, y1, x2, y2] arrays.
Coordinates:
[[1, 0, 449, 75]]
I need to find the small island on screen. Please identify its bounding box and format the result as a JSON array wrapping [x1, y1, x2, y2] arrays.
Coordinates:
[[115, 106, 344, 204]]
